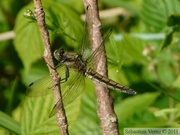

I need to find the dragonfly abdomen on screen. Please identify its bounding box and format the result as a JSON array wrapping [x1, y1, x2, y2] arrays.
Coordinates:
[[85, 68, 137, 95]]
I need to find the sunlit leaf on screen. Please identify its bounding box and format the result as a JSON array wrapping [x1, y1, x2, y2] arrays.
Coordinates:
[[141, 0, 180, 32], [115, 92, 159, 122], [161, 29, 173, 50], [21, 93, 81, 134], [14, 3, 44, 73], [157, 53, 176, 88], [14, 1, 83, 73], [173, 75, 180, 89], [0, 111, 21, 135], [69, 80, 101, 134]]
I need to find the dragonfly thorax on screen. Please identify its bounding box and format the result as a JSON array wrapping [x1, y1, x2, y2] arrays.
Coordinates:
[[54, 48, 87, 72]]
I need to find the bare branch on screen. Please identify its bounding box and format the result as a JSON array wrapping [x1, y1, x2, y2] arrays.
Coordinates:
[[33, 0, 68, 134], [83, 0, 119, 135], [0, 31, 14, 41], [81, 7, 130, 21]]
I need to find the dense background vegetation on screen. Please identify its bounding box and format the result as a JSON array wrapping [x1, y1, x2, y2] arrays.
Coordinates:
[[0, 0, 180, 134]]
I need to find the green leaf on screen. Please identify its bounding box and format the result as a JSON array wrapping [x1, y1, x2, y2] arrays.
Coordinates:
[[21, 66, 83, 134], [154, 108, 179, 120], [121, 34, 147, 64], [21, 94, 81, 135], [21, 95, 57, 135], [0, 111, 21, 135], [14, 1, 83, 73], [0, 2, 10, 49], [106, 34, 147, 85], [71, 91, 159, 134], [157, 53, 176, 88], [46, 1, 83, 49], [70, 80, 101, 135], [173, 75, 180, 89], [141, 0, 180, 32], [115, 92, 159, 122], [167, 14, 180, 26], [161, 29, 173, 50], [14, 3, 43, 73], [100, 0, 140, 15]]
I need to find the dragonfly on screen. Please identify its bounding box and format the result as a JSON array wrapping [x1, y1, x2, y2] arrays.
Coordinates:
[[27, 27, 137, 117]]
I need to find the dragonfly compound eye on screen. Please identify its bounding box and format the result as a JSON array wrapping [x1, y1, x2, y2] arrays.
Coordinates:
[[54, 48, 65, 61]]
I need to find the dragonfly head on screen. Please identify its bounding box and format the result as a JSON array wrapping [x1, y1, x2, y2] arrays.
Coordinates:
[[54, 48, 65, 62]]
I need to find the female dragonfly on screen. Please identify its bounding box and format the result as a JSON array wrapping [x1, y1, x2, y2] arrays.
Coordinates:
[[27, 27, 137, 117]]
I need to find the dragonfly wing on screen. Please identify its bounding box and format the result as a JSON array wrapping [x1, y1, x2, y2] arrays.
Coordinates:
[[26, 75, 52, 97], [49, 68, 85, 117], [79, 21, 90, 57], [62, 72, 84, 107], [86, 30, 112, 70], [26, 66, 67, 97]]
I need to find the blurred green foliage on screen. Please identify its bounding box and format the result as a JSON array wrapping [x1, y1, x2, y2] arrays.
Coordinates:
[[0, 0, 180, 134]]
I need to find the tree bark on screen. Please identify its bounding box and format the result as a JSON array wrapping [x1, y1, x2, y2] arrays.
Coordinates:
[[83, 0, 119, 134], [33, 0, 69, 134]]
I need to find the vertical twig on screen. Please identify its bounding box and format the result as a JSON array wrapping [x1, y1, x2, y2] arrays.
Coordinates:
[[33, 0, 69, 134], [83, 0, 119, 135]]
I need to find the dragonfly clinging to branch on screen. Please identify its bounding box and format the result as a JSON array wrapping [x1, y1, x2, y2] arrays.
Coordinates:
[[27, 26, 137, 117]]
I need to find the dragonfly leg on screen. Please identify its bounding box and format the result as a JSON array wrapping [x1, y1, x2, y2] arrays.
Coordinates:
[[47, 66, 69, 90], [46, 59, 63, 70], [60, 66, 69, 83], [54, 62, 61, 69], [46, 62, 59, 70]]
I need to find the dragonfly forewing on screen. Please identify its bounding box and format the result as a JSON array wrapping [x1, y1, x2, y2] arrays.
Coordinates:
[[27, 65, 85, 117], [26, 75, 53, 97], [49, 71, 85, 117], [26, 66, 66, 97]]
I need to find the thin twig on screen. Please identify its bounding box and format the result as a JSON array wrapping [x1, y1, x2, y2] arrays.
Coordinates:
[[0, 31, 14, 41], [83, 0, 119, 135], [81, 7, 130, 21], [33, 0, 68, 134]]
